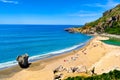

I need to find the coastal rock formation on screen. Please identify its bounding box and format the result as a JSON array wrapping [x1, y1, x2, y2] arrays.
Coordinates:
[[64, 28, 79, 33], [68, 4, 120, 35], [16, 54, 30, 68]]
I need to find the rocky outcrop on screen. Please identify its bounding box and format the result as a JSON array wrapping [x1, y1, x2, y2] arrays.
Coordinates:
[[16, 54, 30, 68], [64, 28, 79, 33], [54, 74, 63, 80], [69, 4, 120, 35], [103, 4, 120, 16]]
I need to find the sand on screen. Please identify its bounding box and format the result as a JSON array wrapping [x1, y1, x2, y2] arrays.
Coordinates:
[[0, 36, 120, 80]]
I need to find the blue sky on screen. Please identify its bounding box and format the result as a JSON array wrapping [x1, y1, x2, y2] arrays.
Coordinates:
[[0, 0, 120, 25]]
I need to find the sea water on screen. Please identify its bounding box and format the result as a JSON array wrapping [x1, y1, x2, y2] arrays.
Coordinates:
[[0, 25, 92, 69]]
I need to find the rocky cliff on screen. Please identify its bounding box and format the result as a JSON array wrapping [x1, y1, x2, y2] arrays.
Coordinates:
[[75, 4, 120, 35]]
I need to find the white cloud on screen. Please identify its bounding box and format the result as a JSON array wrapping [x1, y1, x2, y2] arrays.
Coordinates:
[[0, 0, 18, 4], [69, 0, 119, 17], [84, 0, 119, 9], [68, 0, 120, 24], [70, 0, 119, 18], [69, 13, 101, 17], [78, 13, 101, 17], [68, 10, 102, 17], [68, 10, 102, 24]]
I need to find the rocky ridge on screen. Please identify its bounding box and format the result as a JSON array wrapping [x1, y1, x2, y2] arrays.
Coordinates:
[[67, 4, 120, 35]]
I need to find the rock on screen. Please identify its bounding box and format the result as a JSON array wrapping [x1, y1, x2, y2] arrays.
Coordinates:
[[64, 28, 77, 33], [53, 65, 65, 74], [74, 4, 120, 34], [112, 16, 116, 21], [91, 67, 97, 76], [70, 67, 79, 73], [103, 10, 110, 16], [116, 4, 120, 8], [54, 74, 63, 80], [16, 53, 30, 68]]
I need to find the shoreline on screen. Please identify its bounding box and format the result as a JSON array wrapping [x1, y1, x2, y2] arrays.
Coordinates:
[[0, 37, 92, 71], [0, 36, 94, 79], [1, 35, 120, 80], [100, 33, 120, 38]]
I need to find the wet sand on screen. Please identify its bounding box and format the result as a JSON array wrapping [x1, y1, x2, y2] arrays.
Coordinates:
[[1, 36, 120, 80]]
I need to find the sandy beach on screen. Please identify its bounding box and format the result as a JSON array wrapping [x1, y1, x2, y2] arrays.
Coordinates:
[[0, 35, 120, 80]]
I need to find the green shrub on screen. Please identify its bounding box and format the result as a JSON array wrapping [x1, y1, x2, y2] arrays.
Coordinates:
[[105, 22, 120, 35], [65, 70, 120, 80]]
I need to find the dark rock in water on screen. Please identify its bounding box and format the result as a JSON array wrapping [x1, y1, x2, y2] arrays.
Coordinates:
[[16, 54, 30, 68], [64, 28, 76, 33]]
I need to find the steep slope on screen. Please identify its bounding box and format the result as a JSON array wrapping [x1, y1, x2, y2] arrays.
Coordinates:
[[78, 4, 120, 34]]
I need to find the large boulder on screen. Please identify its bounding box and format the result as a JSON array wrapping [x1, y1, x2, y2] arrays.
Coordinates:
[[16, 54, 30, 68]]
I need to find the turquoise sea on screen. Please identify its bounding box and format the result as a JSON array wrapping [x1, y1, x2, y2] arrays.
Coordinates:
[[0, 25, 92, 69]]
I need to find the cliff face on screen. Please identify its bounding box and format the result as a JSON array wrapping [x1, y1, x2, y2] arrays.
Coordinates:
[[78, 4, 120, 35]]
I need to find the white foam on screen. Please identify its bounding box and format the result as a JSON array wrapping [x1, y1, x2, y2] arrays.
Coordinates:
[[0, 39, 91, 70], [29, 40, 88, 62], [0, 60, 17, 70]]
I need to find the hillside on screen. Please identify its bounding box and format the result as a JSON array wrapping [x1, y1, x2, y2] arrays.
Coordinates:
[[74, 4, 120, 35]]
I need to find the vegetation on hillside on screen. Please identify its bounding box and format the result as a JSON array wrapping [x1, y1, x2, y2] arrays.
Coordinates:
[[105, 21, 120, 34], [65, 70, 120, 80], [77, 4, 120, 35]]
